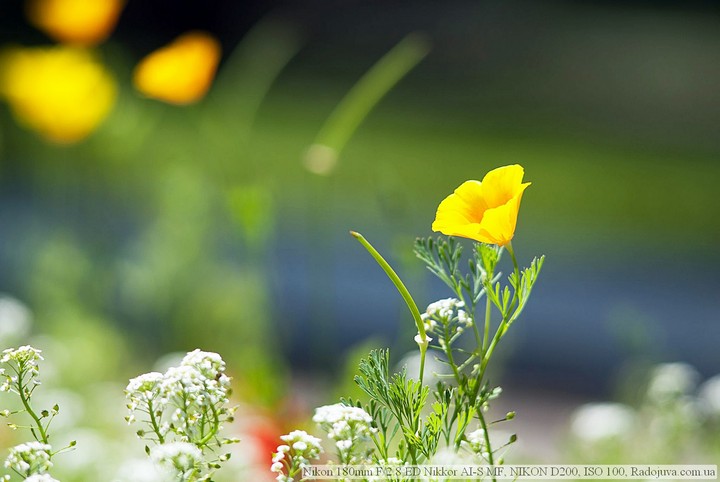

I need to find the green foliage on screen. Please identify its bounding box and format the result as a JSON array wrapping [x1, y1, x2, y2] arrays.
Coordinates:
[[343, 235, 544, 479], [354, 349, 432, 462]]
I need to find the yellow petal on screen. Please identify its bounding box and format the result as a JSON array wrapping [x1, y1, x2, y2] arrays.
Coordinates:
[[432, 180, 483, 233], [480, 164, 526, 208], [133, 31, 221, 105], [477, 189, 527, 246], [0, 46, 117, 143], [432, 183, 485, 241], [431, 165, 530, 246], [26, 0, 125, 46]]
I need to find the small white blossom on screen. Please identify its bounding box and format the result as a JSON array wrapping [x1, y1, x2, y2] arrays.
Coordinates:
[[272, 430, 322, 477], [313, 404, 373, 426], [457, 309, 472, 327], [699, 374, 720, 416], [431, 446, 472, 465], [647, 363, 699, 403], [570, 402, 635, 442], [279, 431, 322, 455], [126, 372, 164, 395], [314, 404, 373, 462], [150, 442, 203, 472], [126, 349, 237, 481], [1, 346, 43, 367], [466, 428, 485, 446], [422, 299, 473, 339], [414, 333, 432, 348], [425, 298, 463, 319], [4, 442, 53, 475], [336, 439, 352, 451], [381, 457, 404, 465], [0, 296, 32, 342], [181, 349, 226, 381], [462, 428, 490, 458], [23, 475, 60, 482], [421, 313, 437, 332]]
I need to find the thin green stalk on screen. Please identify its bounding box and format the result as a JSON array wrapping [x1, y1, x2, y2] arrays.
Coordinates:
[[469, 292, 484, 353], [477, 409, 497, 482], [308, 34, 430, 173], [482, 293, 492, 354], [481, 322, 505, 375], [351, 231, 428, 384], [147, 398, 165, 444], [482, 242, 522, 368], [198, 405, 220, 447], [16, 370, 49, 445], [442, 325, 462, 384], [505, 242, 521, 315]]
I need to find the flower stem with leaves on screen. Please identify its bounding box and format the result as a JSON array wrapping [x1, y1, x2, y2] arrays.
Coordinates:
[[0, 346, 75, 481]]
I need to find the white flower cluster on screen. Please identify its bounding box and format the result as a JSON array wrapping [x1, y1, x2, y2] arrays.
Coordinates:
[[126, 349, 237, 481], [379, 456, 404, 465], [421, 298, 473, 337], [3, 442, 53, 476], [0, 346, 43, 366], [0, 296, 31, 343], [313, 404, 374, 461], [570, 402, 635, 443], [125, 349, 234, 442], [699, 374, 720, 416], [21, 475, 60, 482], [150, 442, 203, 475], [0, 346, 43, 392], [271, 430, 323, 482], [647, 362, 699, 404], [463, 428, 488, 457]]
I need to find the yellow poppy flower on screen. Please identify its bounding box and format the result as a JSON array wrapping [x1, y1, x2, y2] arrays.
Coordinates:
[[26, 0, 125, 46], [0, 45, 117, 144], [133, 31, 221, 105], [431, 164, 531, 246]]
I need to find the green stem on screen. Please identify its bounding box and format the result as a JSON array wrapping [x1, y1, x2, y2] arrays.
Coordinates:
[[419, 347, 426, 387], [477, 409, 497, 482], [481, 242, 523, 371], [481, 323, 505, 376], [311, 34, 430, 160], [198, 404, 220, 447], [442, 325, 462, 384], [505, 242, 521, 314], [17, 370, 49, 445], [147, 398, 165, 444], [467, 287, 484, 352], [482, 292, 492, 355], [351, 231, 428, 384]]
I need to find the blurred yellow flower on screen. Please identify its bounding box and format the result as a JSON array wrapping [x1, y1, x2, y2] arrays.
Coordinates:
[[133, 31, 221, 105], [0, 46, 117, 144], [26, 0, 125, 46], [432, 164, 531, 246]]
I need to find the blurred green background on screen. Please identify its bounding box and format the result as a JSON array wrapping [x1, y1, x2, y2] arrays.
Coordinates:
[[1, 0, 719, 479]]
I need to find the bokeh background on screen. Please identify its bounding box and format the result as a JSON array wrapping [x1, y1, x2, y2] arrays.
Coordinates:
[[1, 0, 719, 480]]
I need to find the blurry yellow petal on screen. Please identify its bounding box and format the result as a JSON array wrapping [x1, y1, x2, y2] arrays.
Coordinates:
[[431, 165, 531, 246], [0, 46, 117, 144], [133, 31, 221, 105], [27, 0, 125, 46]]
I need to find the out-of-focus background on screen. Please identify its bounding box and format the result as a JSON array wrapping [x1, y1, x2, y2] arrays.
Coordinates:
[[1, 0, 719, 480]]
